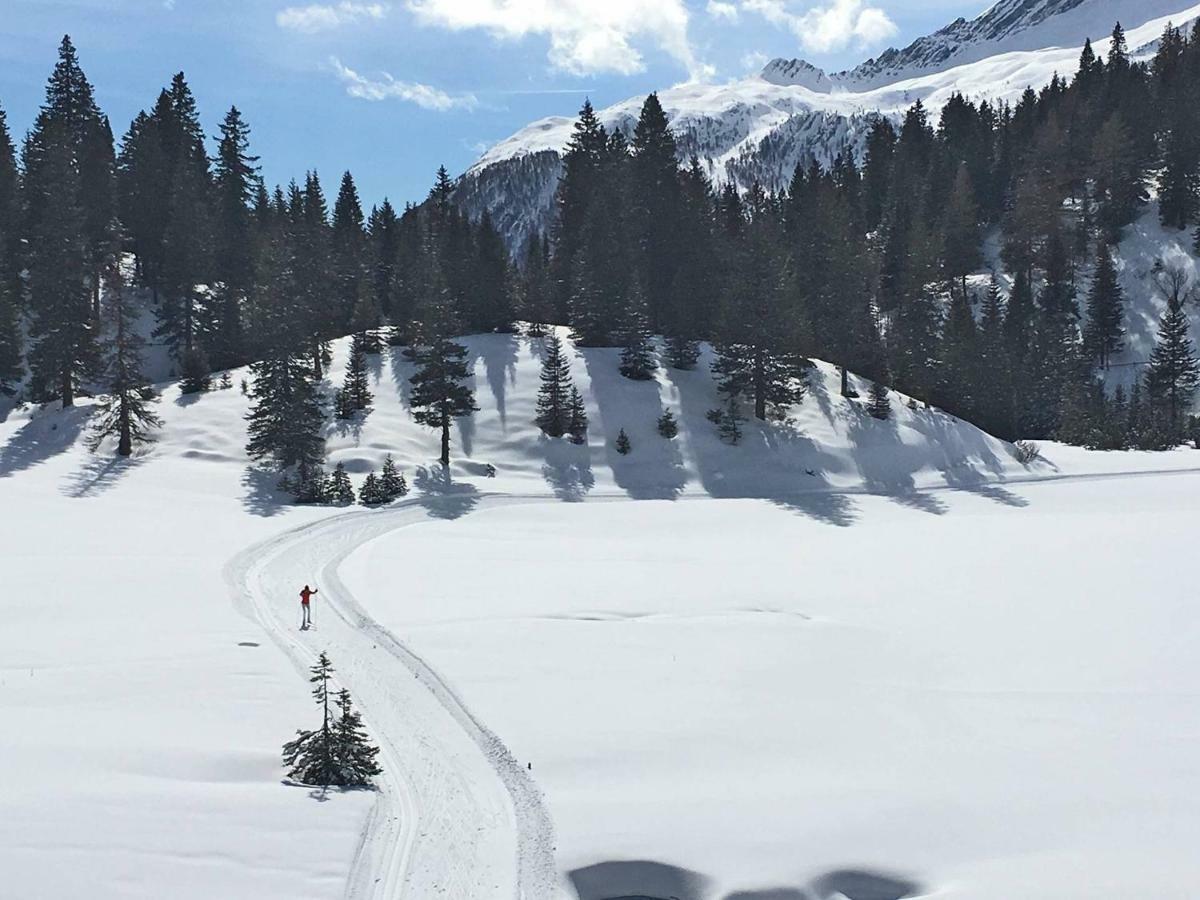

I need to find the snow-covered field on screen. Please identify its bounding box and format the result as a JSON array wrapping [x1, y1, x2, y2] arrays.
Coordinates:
[[3, 330, 1198, 899]]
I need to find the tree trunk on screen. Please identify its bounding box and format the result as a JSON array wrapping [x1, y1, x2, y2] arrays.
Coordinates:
[[61, 367, 73, 408], [840, 365, 849, 397], [118, 398, 132, 456], [440, 409, 450, 466]]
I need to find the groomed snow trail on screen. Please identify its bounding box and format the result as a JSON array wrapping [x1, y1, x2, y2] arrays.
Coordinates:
[[224, 467, 1200, 899], [224, 496, 561, 900]]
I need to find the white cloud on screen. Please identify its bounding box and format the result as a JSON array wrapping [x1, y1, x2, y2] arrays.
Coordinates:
[[741, 50, 770, 71], [329, 57, 478, 110], [277, 2, 389, 33], [741, 0, 897, 53], [707, 1, 739, 21], [405, 0, 712, 80]]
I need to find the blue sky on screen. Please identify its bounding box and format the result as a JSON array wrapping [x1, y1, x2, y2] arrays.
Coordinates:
[[0, 0, 981, 209]]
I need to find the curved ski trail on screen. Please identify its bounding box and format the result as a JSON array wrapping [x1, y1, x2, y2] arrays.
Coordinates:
[[225, 497, 559, 900]]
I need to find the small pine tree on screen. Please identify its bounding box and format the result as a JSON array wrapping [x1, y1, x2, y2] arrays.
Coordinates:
[[334, 384, 355, 420], [359, 471, 384, 506], [179, 346, 211, 394], [707, 397, 744, 444], [567, 386, 588, 445], [535, 332, 573, 437], [665, 335, 700, 370], [656, 408, 679, 438], [867, 381, 891, 420], [379, 453, 408, 500], [332, 689, 382, 785], [290, 460, 329, 504], [282, 652, 339, 786], [328, 462, 355, 505], [614, 427, 631, 455], [1145, 292, 1200, 442]]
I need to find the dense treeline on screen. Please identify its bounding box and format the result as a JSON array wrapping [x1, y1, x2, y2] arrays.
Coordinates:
[[535, 22, 1200, 449], [1, 28, 1198, 477]]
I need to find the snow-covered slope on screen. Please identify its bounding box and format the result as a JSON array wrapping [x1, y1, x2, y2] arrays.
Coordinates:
[[4, 328, 1199, 898], [458, 0, 1200, 252]]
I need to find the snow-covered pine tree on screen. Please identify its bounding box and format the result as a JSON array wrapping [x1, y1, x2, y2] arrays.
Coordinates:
[[614, 427, 631, 455], [282, 652, 340, 786], [358, 472, 383, 506], [87, 265, 162, 455], [535, 332, 573, 437], [656, 408, 678, 438], [332, 689, 382, 785], [618, 280, 655, 380], [868, 381, 891, 420], [328, 462, 355, 505], [567, 385, 588, 445], [379, 453, 408, 499], [408, 289, 477, 466]]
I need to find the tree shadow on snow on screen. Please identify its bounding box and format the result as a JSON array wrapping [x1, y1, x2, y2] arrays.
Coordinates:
[[809, 868, 923, 900], [60, 452, 149, 498], [540, 435, 595, 501], [724, 890, 807, 900], [579, 344, 687, 500], [387, 345, 415, 410], [414, 464, 480, 520], [241, 465, 292, 517], [471, 333, 519, 432], [0, 404, 92, 479], [568, 859, 712, 900]]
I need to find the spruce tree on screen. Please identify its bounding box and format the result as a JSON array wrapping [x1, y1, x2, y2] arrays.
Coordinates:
[[178, 346, 211, 394], [338, 332, 373, 417], [359, 472, 384, 506], [567, 385, 588, 445], [210, 106, 259, 368], [656, 408, 679, 438], [1083, 244, 1124, 369], [332, 170, 367, 330], [408, 289, 477, 466], [1145, 291, 1199, 442], [328, 462, 356, 506], [618, 280, 655, 380], [535, 332, 573, 437], [0, 104, 21, 394], [707, 397, 744, 444], [379, 454, 409, 499], [87, 264, 162, 455], [868, 381, 891, 420], [282, 653, 340, 786], [614, 427, 631, 455], [332, 689, 382, 784]]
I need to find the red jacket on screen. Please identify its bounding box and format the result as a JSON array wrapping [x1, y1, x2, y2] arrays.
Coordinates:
[[300, 587, 317, 604]]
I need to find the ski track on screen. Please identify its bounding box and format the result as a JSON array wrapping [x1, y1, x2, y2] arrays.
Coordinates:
[[223, 464, 1200, 900]]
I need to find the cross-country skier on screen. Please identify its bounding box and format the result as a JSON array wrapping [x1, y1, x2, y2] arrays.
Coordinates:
[[300, 584, 318, 629]]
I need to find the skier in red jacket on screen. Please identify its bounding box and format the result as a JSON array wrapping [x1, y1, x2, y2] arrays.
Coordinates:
[[300, 585, 318, 629]]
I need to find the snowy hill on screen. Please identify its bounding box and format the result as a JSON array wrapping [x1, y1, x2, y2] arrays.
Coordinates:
[[4, 329, 1200, 899], [457, 0, 1200, 252]]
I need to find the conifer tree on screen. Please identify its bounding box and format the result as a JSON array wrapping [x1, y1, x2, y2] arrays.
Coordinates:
[[941, 163, 982, 300], [178, 346, 211, 394], [379, 453, 408, 499], [332, 689, 382, 784], [1145, 288, 1199, 442], [332, 170, 367, 330], [282, 652, 340, 786], [338, 332, 373, 417], [24, 117, 97, 406], [535, 332, 573, 437], [567, 385, 588, 445], [707, 397, 744, 444], [614, 427, 631, 455], [618, 280, 655, 380], [656, 408, 679, 438], [868, 381, 891, 420], [328, 462, 356, 505], [1083, 244, 1124, 369], [0, 105, 20, 394], [359, 472, 383, 506], [210, 106, 259, 368], [367, 198, 400, 321], [87, 264, 162, 455], [408, 290, 477, 466]]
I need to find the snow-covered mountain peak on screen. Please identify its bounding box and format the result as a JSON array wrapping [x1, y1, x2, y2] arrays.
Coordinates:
[[759, 58, 833, 93]]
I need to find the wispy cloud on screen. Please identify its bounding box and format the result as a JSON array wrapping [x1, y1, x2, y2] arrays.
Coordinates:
[[329, 57, 477, 110], [405, 0, 713, 81], [707, 1, 739, 22], [277, 1, 389, 33], [741, 0, 897, 53]]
